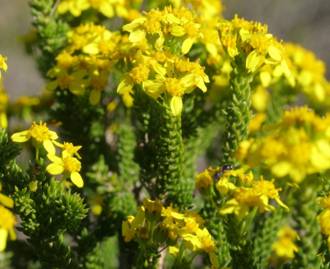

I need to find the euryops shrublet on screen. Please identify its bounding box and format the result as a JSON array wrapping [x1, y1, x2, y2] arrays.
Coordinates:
[[1, 0, 330, 268]]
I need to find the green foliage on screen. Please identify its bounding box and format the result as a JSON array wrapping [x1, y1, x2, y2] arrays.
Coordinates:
[[29, 0, 69, 75], [252, 210, 285, 269], [221, 66, 253, 165], [291, 179, 323, 268]]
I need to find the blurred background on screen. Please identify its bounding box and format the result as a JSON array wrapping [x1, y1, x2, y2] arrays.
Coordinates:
[[0, 0, 329, 99]]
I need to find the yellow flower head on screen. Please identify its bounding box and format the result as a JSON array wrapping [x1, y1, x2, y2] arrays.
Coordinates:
[[195, 168, 214, 190], [123, 6, 201, 54], [117, 51, 209, 115], [218, 169, 286, 218], [218, 16, 295, 85], [238, 107, 330, 182], [121, 199, 216, 264], [0, 205, 16, 251], [46, 153, 84, 188], [271, 226, 298, 264], [58, 142, 82, 159], [11, 122, 58, 154], [48, 24, 121, 105], [57, 0, 142, 19], [0, 191, 16, 252], [284, 43, 329, 106]]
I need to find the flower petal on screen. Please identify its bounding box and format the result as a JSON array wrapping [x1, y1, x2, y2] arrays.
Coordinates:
[[46, 163, 64, 175], [0, 228, 8, 251], [0, 194, 14, 208], [70, 172, 84, 188], [43, 140, 56, 155], [11, 130, 30, 143]]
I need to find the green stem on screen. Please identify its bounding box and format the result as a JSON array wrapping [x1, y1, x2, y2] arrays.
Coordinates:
[[221, 67, 252, 165], [291, 178, 322, 268]]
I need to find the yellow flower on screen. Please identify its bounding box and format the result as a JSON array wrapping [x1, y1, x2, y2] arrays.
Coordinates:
[[48, 24, 121, 105], [11, 122, 58, 154], [239, 107, 330, 182], [117, 52, 209, 115], [57, 142, 82, 159], [216, 177, 237, 195], [123, 6, 201, 54], [195, 169, 213, 189], [0, 205, 16, 252], [284, 43, 329, 107], [220, 176, 287, 217], [46, 154, 84, 188], [271, 226, 298, 264], [196, 228, 216, 253], [218, 16, 295, 85], [0, 192, 16, 252]]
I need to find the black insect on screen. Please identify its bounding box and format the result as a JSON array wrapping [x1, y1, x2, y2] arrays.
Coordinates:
[[213, 164, 236, 181]]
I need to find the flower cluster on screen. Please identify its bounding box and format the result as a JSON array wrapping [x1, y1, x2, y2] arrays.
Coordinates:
[[270, 226, 298, 265], [122, 199, 217, 266], [218, 16, 295, 86], [117, 50, 209, 115], [48, 24, 121, 105], [123, 6, 202, 54], [196, 167, 287, 218], [11, 122, 84, 188], [57, 0, 142, 20], [285, 43, 330, 108], [237, 107, 330, 182], [0, 188, 16, 252]]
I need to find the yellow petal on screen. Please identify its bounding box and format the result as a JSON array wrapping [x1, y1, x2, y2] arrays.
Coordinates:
[[260, 71, 272, 87], [117, 79, 132, 94], [0, 228, 8, 251], [268, 46, 282, 62], [182, 38, 194, 54], [99, 3, 114, 17], [0, 113, 8, 129], [70, 172, 84, 188], [83, 43, 99, 55], [11, 130, 30, 143], [123, 17, 146, 32], [170, 96, 183, 116], [0, 194, 14, 208], [246, 50, 261, 73], [129, 30, 146, 43], [47, 153, 62, 164], [49, 131, 58, 140], [143, 80, 162, 99], [46, 163, 64, 175], [43, 140, 56, 155], [171, 25, 185, 37]]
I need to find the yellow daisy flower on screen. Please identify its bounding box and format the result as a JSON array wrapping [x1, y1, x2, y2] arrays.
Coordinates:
[[11, 122, 58, 154]]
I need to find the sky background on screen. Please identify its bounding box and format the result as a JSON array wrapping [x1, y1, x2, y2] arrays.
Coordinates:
[[0, 0, 329, 98]]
